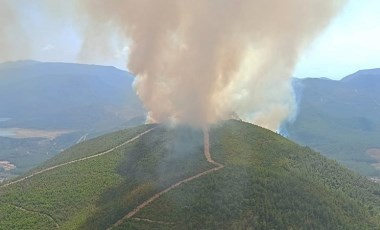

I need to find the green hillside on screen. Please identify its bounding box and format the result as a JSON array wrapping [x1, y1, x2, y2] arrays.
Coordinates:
[[0, 120, 379, 229], [284, 72, 380, 177]]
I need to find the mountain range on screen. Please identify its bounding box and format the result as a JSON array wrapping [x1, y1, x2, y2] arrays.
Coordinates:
[[283, 68, 380, 177], [1, 60, 380, 180], [0, 61, 144, 176]]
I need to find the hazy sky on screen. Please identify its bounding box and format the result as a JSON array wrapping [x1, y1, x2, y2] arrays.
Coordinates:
[[3, 0, 380, 80], [294, 0, 380, 79]]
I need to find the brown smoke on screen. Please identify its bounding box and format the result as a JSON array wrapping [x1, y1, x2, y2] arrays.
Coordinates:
[[78, 0, 347, 129], [0, 0, 30, 62], [5, 1, 347, 130]]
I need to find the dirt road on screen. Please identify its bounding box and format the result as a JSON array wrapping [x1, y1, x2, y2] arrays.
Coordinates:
[[109, 127, 224, 229], [0, 127, 156, 189]]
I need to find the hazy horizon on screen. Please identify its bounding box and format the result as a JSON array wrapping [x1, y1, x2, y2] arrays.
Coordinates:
[[1, 58, 377, 81], [1, 0, 379, 80]]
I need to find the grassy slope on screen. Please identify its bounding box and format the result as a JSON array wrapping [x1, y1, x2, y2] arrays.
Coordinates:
[[0, 125, 153, 229], [0, 124, 213, 230], [0, 204, 57, 230], [0, 121, 379, 229]]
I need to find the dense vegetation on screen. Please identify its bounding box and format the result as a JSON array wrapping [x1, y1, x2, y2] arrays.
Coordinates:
[[0, 204, 57, 229], [0, 121, 379, 229], [128, 120, 380, 229], [0, 124, 213, 229], [284, 71, 380, 176]]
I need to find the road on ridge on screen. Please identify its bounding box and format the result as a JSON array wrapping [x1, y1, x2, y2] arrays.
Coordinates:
[[109, 127, 225, 229], [0, 128, 156, 189]]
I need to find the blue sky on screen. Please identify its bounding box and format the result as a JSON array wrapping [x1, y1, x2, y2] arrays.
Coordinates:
[[293, 0, 380, 79], [5, 0, 380, 80]]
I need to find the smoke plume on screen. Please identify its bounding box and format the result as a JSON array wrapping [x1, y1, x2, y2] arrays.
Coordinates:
[[0, 0, 30, 62], [3, 1, 346, 130]]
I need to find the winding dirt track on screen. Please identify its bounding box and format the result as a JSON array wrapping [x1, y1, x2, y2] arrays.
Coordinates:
[[0, 127, 156, 230], [0, 126, 224, 229], [0, 127, 156, 189], [109, 127, 224, 229]]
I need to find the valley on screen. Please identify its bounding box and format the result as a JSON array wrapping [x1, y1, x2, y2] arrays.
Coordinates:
[[0, 61, 145, 178], [284, 69, 380, 177], [2, 61, 380, 182], [1, 1, 379, 229], [0, 128, 71, 140]]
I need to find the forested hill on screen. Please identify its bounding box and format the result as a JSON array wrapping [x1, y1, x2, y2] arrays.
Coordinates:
[[0, 120, 379, 229], [284, 69, 380, 177]]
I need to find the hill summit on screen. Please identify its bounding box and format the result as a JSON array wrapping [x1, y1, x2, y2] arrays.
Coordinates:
[[0, 120, 379, 229]]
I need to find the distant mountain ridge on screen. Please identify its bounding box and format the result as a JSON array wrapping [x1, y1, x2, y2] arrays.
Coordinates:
[[284, 68, 380, 177], [1, 60, 380, 179], [0, 60, 143, 130], [0, 61, 144, 176], [342, 68, 380, 82], [0, 60, 40, 70]]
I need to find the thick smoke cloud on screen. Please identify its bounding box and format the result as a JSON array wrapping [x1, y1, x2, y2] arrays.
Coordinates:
[[1, 1, 346, 130], [0, 0, 75, 63], [78, 0, 346, 129], [0, 0, 30, 62]]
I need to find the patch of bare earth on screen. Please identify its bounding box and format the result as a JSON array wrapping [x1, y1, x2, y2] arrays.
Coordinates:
[[0, 161, 16, 171], [0, 128, 71, 140]]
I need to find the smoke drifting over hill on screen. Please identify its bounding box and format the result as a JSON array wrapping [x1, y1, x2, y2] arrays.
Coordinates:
[[0, 0, 346, 130], [77, 0, 346, 129]]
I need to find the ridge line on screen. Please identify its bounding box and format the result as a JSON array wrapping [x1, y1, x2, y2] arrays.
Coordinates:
[[0, 127, 156, 189], [108, 126, 224, 229]]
